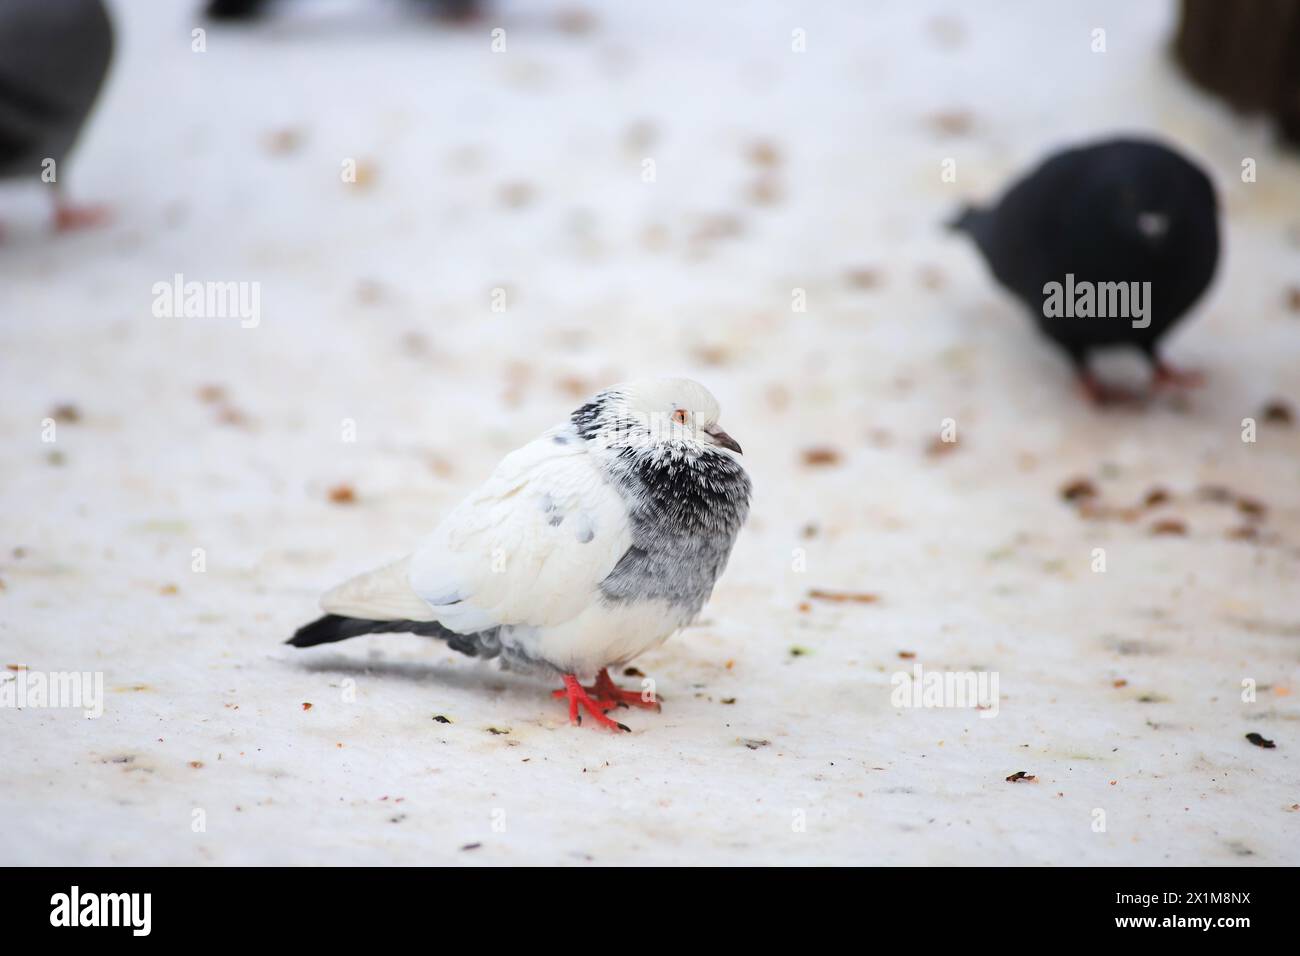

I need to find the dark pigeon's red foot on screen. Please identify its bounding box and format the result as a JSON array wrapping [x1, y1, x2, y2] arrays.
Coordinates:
[[1077, 371, 1145, 407], [1152, 360, 1205, 389], [54, 203, 111, 232], [555, 674, 630, 732]]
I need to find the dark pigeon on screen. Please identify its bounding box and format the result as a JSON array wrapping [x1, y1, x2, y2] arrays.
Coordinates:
[[949, 137, 1220, 403], [0, 0, 114, 231], [206, 0, 482, 21]]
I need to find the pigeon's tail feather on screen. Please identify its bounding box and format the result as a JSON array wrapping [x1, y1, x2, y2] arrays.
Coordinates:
[[289, 614, 386, 647], [288, 614, 453, 648], [946, 203, 985, 234], [206, 0, 268, 20], [947, 204, 1000, 266], [287, 614, 501, 660]]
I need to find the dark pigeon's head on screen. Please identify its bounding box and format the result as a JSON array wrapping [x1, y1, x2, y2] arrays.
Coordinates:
[[1083, 140, 1217, 250]]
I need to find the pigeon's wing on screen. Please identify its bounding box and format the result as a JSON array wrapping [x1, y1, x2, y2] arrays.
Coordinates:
[[320, 555, 439, 622], [405, 429, 633, 633]]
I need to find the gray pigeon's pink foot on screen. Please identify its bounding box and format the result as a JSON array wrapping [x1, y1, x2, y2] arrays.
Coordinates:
[[54, 203, 111, 232], [555, 674, 630, 732]]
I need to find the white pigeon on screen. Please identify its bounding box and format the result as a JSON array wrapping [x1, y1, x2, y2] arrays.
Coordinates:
[[289, 378, 751, 731]]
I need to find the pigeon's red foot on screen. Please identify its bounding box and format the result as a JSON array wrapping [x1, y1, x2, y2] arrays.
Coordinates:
[[1078, 372, 1145, 407], [555, 674, 630, 732], [1152, 361, 1205, 389], [593, 668, 661, 711], [551, 668, 660, 714], [54, 203, 111, 232]]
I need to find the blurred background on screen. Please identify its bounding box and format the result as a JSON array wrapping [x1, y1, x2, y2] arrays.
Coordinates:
[[2, 1, 1298, 865]]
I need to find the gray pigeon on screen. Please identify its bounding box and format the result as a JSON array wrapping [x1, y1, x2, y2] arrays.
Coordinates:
[[288, 379, 751, 732], [0, 0, 114, 231]]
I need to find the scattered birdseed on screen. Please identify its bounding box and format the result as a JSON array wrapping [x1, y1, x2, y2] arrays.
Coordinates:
[[1261, 399, 1294, 424], [808, 589, 878, 604], [498, 181, 535, 209], [1196, 484, 1233, 503], [217, 405, 249, 427], [328, 484, 356, 505], [928, 110, 973, 136], [1236, 497, 1266, 519], [746, 140, 781, 168], [1143, 487, 1170, 507], [263, 128, 304, 155], [553, 7, 597, 35], [918, 264, 946, 290], [747, 176, 783, 206], [1060, 478, 1097, 502], [844, 267, 882, 289], [49, 403, 81, 424], [801, 447, 842, 466], [925, 436, 958, 456]]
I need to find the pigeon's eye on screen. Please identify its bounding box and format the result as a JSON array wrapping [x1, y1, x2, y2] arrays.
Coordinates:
[[671, 409, 689, 425]]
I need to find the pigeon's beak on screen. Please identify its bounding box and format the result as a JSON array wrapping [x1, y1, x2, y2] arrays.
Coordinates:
[[703, 424, 742, 455]]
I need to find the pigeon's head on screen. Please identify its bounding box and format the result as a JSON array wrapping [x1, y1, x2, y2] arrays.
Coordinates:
[[1084, 140, 1216, 249], [572, 378, 742, 458]]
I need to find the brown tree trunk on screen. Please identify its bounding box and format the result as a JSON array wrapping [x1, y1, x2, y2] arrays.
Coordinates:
[[1173, 0, 1300, 144]]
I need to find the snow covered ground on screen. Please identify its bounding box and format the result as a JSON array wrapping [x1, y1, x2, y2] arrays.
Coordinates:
[[2, 0, 1298, 866]]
